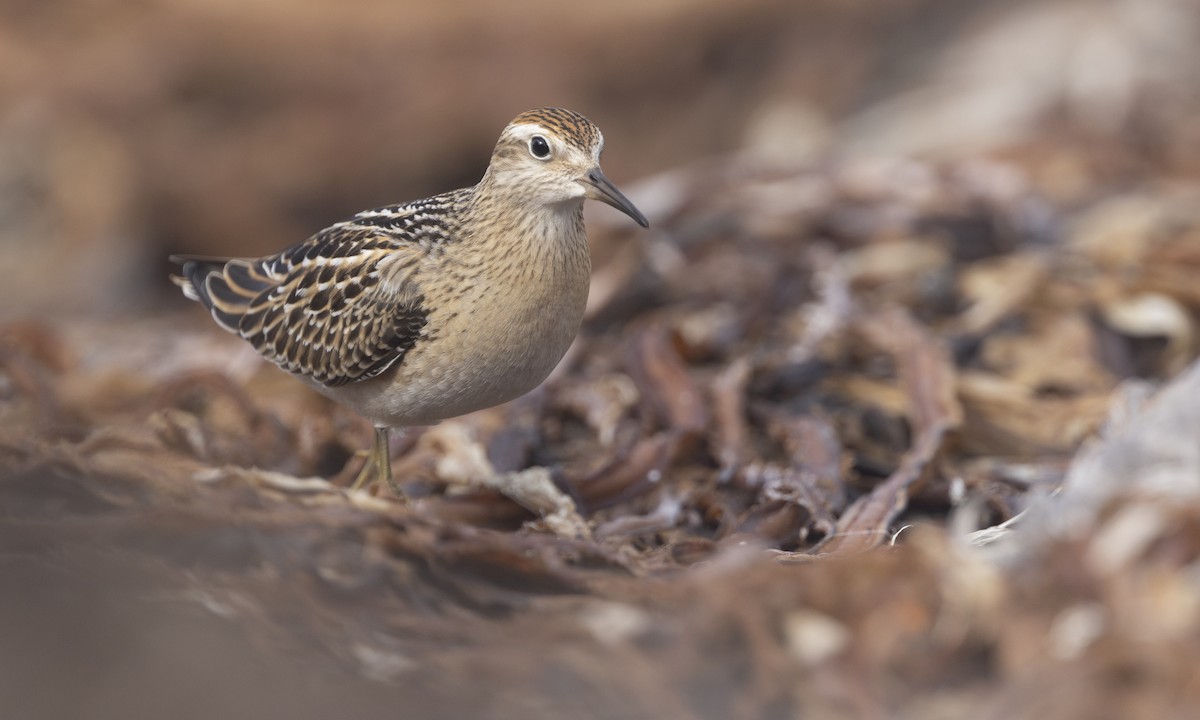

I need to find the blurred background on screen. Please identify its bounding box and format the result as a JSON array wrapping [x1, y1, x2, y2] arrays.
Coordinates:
[[2, 0, 1198, 316], [7, 2, 1200, 718]]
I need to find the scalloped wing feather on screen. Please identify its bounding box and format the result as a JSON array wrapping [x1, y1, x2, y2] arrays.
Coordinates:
[[224, 228, 429, 387], [172, 190, 472, 387]]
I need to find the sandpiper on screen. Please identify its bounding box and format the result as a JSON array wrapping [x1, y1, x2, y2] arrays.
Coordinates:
[[172, 107, 648, 492]]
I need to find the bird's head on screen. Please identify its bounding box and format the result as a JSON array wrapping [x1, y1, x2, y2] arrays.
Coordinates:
[[484, 107, 648, 228]]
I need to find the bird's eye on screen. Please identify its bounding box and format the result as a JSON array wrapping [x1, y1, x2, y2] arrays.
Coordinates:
[[528, 135, 551, 160]]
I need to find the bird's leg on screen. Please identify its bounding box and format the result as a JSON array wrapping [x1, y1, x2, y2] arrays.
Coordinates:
[[350, 426, 390, 492], [376, 426, 402, 496], [348, 448, 377, 491]]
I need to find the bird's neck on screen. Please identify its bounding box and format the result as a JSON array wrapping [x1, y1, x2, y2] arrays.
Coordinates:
[[449, 179, 591, 359], [456, 181, 590, 317], [468, 179, 588, 256]]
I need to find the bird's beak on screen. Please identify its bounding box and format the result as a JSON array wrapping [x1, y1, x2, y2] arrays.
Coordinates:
[[581, 168, 649, 228]]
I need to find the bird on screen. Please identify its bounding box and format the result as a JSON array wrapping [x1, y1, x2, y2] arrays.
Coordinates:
[[171, 107, 648, 494]]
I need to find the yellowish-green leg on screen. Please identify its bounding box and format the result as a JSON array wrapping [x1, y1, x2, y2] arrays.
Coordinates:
[[350, 426, 400, 494], [377, 426, 401, 495]]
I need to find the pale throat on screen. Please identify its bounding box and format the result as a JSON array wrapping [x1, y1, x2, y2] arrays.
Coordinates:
[[534, 197, 587, 248]]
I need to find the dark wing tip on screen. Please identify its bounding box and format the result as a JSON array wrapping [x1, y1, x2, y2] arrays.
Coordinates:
[[168, 255, 247, 335], [169, 256, 223, 308]]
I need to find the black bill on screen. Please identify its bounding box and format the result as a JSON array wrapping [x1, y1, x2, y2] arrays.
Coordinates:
[[582, 169, 649, 228]]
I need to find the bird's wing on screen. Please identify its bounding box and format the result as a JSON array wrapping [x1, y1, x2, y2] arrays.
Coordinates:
[[172, 192, 467, 388]]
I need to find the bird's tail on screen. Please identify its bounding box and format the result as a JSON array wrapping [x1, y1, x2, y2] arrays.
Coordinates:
[[168, 254, 229, 310]]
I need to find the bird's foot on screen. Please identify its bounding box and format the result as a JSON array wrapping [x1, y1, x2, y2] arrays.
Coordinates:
[[349, 426, 401, 496]]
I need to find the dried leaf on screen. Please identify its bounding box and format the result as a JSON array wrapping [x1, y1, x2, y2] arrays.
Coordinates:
[[625, 323, 709, 435], [818, 310, 960, 554]]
